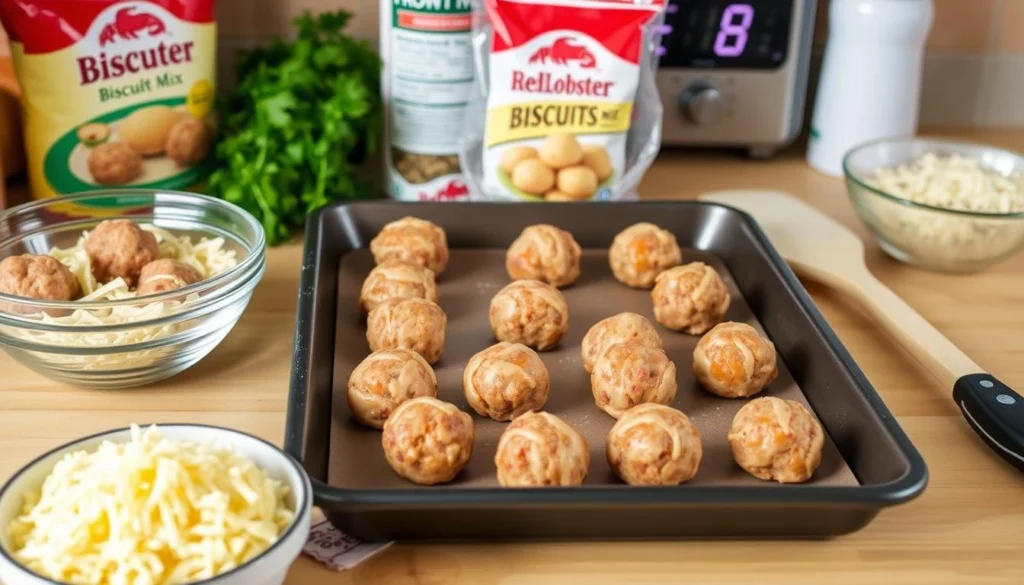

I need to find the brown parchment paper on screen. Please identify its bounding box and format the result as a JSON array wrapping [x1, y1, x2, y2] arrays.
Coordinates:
[[329, 249, 858, 489]]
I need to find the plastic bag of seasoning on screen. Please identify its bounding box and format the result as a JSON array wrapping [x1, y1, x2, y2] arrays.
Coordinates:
[[460, 0, 666, 202], [0, 0, 217, 201]]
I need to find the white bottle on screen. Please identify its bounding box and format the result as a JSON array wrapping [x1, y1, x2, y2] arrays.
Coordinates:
[[807, 0, 934, 177]]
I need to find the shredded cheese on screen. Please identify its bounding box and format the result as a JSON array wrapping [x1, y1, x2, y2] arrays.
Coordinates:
[[1, 225, 240, 370], [864, 153, 1024, 265], [7, 425, 295, 585]]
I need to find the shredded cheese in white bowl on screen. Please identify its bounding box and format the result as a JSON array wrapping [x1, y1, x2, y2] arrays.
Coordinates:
[[0, 424, 311, 585]]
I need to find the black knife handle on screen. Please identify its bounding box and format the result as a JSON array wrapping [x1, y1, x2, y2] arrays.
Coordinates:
[[953, 374, 1024, 473]]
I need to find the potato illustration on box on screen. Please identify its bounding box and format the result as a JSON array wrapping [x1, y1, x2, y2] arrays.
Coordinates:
[[0, 0, 218, 200]]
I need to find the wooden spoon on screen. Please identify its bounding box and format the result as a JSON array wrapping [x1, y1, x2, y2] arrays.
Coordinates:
[[700, 189, 1024, 473]]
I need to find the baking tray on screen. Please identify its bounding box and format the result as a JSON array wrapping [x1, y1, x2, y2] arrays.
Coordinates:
[[285, 201, 928, 541]]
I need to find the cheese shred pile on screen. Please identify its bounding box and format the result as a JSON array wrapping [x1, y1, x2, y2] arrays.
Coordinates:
[[7, 425, 295, 585], [863, 153, 1024, 264], [2, 225, 239, 369]]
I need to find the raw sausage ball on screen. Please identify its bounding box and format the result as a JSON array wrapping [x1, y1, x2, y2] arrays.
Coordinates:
[[538, 133, 583, 169], [165, 116, 213, 167], [87, 142, 143, 186], [505, 224, 582, 288], [370, 216, 449, 276], [85, 220, 159, 286], [495, 411, 589, 487], [580, 312, 663, 374], [511, 158, 556, 195], [591, 342, 677, 419], [651, 262, 731, 335], [0, 255, 81, 305], [500, 146, 538, 174], [728, 397, 825, 484], [366, 297, 447, 364], [489, 279, 570, 351], [463, 341, 550, 422], [556, 165, 598, 199], [382, 396, 474, 485], [135, 259, 203, 297], [609, 223, 682, 289], [607, 403, 702, 486], [359, 261, 438, 313], [581, 145, 612, 181], [347, 348, 438, 429], [693, 322, 778, 398]]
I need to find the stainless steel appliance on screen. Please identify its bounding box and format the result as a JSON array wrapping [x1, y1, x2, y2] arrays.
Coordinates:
[[658, 0, 817, 157]]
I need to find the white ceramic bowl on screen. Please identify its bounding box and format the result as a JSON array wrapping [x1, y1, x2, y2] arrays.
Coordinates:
[[0, 424, 312, 585]]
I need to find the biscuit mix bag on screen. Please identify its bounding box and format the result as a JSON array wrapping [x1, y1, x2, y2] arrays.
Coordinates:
[[461, 0, 666, 201], [0, 0, 217, 200]]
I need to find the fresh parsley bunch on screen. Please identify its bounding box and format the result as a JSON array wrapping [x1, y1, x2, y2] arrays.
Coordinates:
[[208, 10, 382, 245]]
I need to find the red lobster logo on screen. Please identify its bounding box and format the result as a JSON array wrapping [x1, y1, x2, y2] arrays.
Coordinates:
[[98, 7, 167, 46], [419, 179, 469, 201], [528, 37, 596, 68]]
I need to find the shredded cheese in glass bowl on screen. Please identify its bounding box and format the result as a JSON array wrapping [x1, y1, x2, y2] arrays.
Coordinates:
[[844, 138, 1024, 273], [0, 424, 311, 585], [0, 191, 266, 388]]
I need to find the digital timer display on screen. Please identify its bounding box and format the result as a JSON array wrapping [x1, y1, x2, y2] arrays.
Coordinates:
[[659, 0, 794, 69]]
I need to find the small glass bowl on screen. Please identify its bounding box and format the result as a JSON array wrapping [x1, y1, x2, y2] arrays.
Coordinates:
[[843, 137, 1024, 273], [0, 190, 265, 388]]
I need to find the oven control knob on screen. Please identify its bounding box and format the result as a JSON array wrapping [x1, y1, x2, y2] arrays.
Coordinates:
[[680, 83, 724, 126]]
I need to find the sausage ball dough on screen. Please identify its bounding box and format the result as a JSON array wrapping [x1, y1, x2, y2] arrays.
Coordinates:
[[494, 411, 589, 487], [348, 348, 438, 429], [505, 224, 582, 288], [728, 397, 825, 484], [382, 396, 474, 485], [651, 262, 731, 335], [463, 342, 549, 421], [607, 404, 702, 486], [367, 297, 447, 364], [0, 255, 81, 310], [489, 280, 569, 351], [591, 342, 678, 418], [580, 312, 663, 373], [136, 259, 203, 297], [85, 220, 159, 286], [693, 322, 778, 398], [609, 223, 682, 289], [359, 261, 438, 312], [370, 216, 449, 276]]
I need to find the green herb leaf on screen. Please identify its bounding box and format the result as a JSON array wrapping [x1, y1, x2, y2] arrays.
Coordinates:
[[206, 9, 382, 245]]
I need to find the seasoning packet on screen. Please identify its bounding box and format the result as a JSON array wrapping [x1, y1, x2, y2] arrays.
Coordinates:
[[460, 0, 667, 202]]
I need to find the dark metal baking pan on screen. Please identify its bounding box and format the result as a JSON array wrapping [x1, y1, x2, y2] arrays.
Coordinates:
[[285, 201, 928, 542]]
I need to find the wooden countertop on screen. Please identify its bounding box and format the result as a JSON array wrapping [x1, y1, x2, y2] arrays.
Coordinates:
[[2, 129, 1023, 585]]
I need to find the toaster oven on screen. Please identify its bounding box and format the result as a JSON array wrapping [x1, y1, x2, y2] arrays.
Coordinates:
[[658, 0, 817, 157]]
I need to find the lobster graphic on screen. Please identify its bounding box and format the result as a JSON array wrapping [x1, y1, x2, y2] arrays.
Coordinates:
[[419, 180, 469, 201], [527, 37, 596, 68], [98, 7, 167, 46]]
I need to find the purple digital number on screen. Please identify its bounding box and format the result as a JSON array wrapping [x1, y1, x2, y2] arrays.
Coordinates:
[[713, 3, 755, 57]]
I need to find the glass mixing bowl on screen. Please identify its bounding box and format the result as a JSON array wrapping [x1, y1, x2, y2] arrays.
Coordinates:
[[0, 190, 265, 388], [843, 137, 1024, 273]]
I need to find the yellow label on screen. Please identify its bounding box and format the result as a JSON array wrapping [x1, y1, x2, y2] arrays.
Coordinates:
[[485, 101, 633, 147], [9, 4, 217, 203], [187, 79, 215, 119]]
